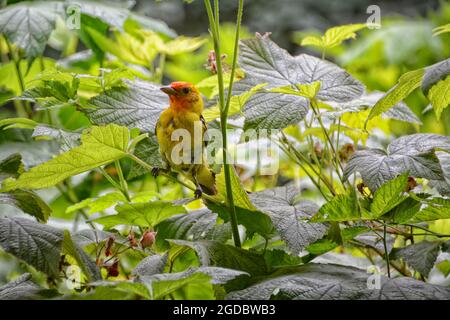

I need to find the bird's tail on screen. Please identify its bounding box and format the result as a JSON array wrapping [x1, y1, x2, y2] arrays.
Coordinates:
[[194, 164, 217, 195]]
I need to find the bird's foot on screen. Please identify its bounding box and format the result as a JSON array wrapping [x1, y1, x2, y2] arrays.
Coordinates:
[[151, 167, 161, 178], [194, 187, 203, 199]]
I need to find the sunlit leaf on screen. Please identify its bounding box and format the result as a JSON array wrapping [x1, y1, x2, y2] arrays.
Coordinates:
[[3, 124, 130, 190]]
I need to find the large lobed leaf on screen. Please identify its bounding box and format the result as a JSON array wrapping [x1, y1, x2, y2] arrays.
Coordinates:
[[3, 124, 130, 190], [87, 80, 167, 133], [0, 217, 64, 277], [367, 69, 424, 121], [0, 273, 48, 300], [170, 239, 267, 276], [249, 185, 327, 254], [238, 34, 364, 130], [390, 241, 442, 277], [227, 263, 450, 300], [0, 2, 61, 57], [93, 201, 187, 229], [0, 190, 51, 222], [343, 133, 450, 191]]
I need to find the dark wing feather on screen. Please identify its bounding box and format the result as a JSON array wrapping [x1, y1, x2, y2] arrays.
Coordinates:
[[200, 114, 208, 148]]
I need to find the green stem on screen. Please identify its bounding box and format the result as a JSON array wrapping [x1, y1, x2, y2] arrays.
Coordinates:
[[6, 39, 31, 118], [383, 224, 391, 278], [204, 0, 242, 248], [157, 53, 166, 84], [115, 160, 131, 201], [310, 100, 344, 181], [57, 183, 96, 230]]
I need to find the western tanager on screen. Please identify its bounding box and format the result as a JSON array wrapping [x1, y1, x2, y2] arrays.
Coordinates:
[[154, 81, 217, 197]]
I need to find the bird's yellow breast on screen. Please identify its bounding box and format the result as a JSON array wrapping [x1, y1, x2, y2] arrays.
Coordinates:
[[156, 108, 205, 169]]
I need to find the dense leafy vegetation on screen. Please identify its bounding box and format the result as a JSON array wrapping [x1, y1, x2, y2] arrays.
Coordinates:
[[0, 0, 449, 300]]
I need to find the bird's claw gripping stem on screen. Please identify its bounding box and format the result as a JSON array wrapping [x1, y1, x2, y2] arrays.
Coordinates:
[[194, 187, 203, 199], [151, 167, 161, 178]]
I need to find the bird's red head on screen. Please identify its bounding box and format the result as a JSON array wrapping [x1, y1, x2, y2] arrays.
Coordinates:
[[160, 82, 202, 112]]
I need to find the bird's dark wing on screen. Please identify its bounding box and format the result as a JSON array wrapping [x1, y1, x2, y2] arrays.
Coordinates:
[[200, 114, 208, 148]]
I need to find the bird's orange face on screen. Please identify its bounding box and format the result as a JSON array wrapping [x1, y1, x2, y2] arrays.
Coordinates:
[[160, 82, 202, 111]]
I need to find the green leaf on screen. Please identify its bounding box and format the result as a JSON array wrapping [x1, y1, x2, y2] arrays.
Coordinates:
[[0, 217, 64, 277], [128, 136, 163, 179], [429, 152, 450, 196], [32, 125, 81, 153], [249, 185, 327, 254], [301, 24, 367, 50], [3, 124, 130, 190], [311, 190, 361, 222], [343, 133, 450, 191], [161, 36, 206, 55], [427, 75, 450, 119], [390, 241, 441, 277], [87, 80, 166, 133], [0, 273, 48, 300], [62, 230, 101, 282], [0, 117, 38, 130], [238, 34, 364, 130], [0, 153, 23, 181], [72, 229, 116, 247], [240, 34, 364, 102], [170, 239, 267, 276], [433, 24, 450, 36], [18, 78, 79, 110], [155, 208, 221, 250], [324, 91, 422, 125], [268, 81, 321, 99], [214, 165, 256, 211], [413, 198, 450, 222], [367, 69, 424, 121], [436, 260, 450, 277], [132, 254, 168, 277], [202, 83, 266, 122], [0, 2, 61, 57], [67, 0, 130, 30], [0, 190, 51, 222], [206, 201, 274, 239], [421, 58, 450, 95], [227, 263, 450, 300], [93, 201, 187, 229], [66, 192, 126, 215], [263, 249, 302, 271], [138, 267, 247, 299], [370, 173, 409, 218], [383, 197, 422, 223]]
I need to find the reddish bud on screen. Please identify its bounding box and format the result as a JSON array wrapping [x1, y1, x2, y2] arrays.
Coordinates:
[[105, 236, 115, 257], [140, 231, 157, 249], [338, 143, 355, 162], [106, 259, 119, 278], [128, 230, 138, 247], [405, 176, 417, 192]]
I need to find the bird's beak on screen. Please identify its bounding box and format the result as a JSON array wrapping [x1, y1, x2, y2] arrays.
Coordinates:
[[160, 86, 178, 96]]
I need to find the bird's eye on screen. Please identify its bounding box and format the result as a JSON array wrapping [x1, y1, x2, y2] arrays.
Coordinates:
[[182, 87, 191, 94]]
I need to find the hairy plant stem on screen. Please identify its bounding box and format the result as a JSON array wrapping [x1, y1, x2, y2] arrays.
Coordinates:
[[310, 99, 345, 181], [204, 0, 243, 247], [280, 132, 335, 197], [383, 224, 391, 277], [350, 239, 409, 276], [115, 160, 131, 201], [57, 183, 96, 230], [5, 39, 32, 118]]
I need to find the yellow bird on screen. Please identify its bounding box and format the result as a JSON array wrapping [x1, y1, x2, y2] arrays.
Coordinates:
[[154, 81, 217, 197]]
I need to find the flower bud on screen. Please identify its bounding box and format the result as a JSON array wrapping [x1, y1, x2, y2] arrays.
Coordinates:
[[140, 231, 157, 249]]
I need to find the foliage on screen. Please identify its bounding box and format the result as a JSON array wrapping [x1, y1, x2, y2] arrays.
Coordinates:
[[0, 0, 449, 301]]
